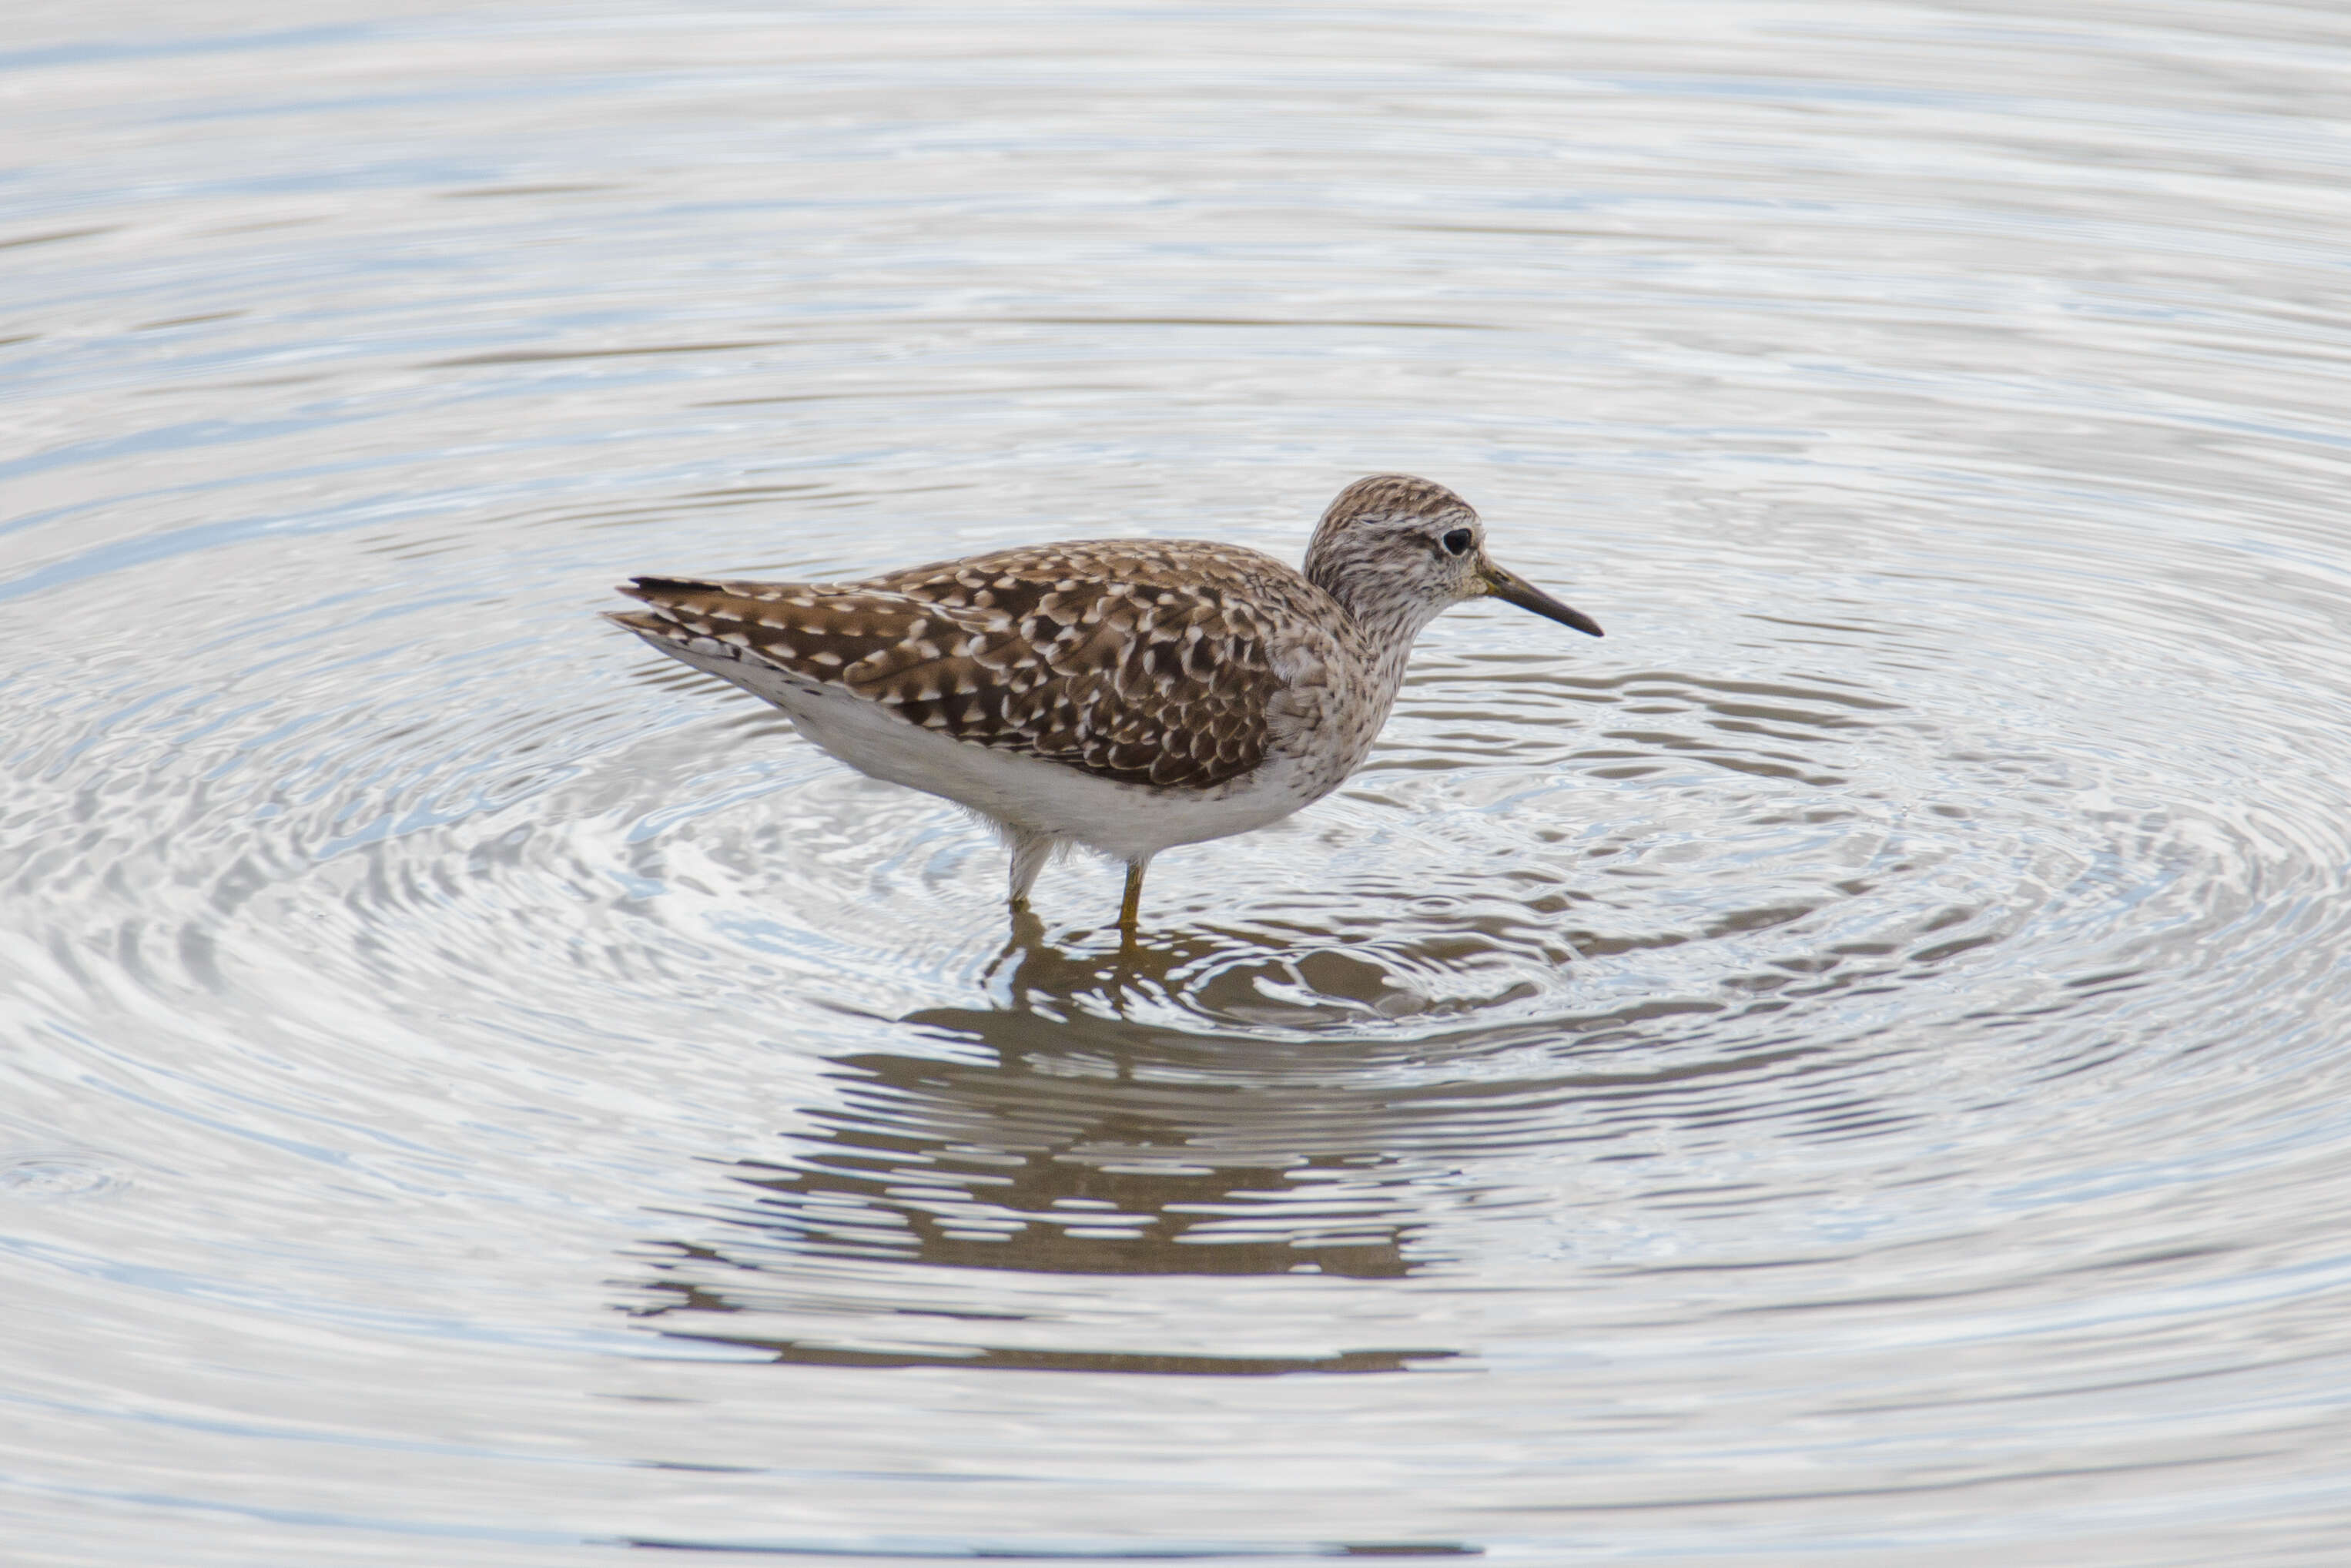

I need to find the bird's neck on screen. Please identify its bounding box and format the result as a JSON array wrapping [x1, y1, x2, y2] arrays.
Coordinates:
[[1305, 558, 1447, 714], [1308, 556, 1446, 652]]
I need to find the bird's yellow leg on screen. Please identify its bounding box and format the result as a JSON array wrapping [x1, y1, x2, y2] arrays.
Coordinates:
[[1117, 860, 1147, 932]]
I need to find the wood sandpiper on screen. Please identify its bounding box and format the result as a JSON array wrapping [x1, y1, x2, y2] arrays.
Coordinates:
[[608, 474, 1602, 930]]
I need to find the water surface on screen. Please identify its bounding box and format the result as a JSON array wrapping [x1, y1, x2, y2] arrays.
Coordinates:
[[6, 2, 2351, 1563]]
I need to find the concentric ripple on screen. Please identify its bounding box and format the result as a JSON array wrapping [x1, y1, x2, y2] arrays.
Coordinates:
[[5, 3, 2351, 1564]]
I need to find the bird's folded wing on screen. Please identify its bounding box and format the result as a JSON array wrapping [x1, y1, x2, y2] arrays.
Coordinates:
[[615, 544, 1306, 790]]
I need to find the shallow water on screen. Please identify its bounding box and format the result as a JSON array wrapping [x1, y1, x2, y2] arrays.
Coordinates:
[[6, 2, 2351, 1563]]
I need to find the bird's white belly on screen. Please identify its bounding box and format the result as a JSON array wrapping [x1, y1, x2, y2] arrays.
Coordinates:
[[658, 641, 1332, 860]]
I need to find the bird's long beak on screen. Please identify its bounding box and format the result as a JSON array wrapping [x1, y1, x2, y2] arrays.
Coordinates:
[[1479, 560, 1604, 638]]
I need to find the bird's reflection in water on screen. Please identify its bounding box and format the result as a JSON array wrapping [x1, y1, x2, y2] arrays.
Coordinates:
[[627, 925, 1469, 1375]]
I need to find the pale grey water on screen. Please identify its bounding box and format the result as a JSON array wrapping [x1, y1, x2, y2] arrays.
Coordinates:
[[5, 2, 2351, 1563]]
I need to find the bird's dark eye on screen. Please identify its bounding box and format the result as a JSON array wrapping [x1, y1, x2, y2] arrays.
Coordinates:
[[1439, 528, 1474, 557]]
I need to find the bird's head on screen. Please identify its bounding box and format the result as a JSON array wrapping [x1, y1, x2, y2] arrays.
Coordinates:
[[1302, 474, 1603, 641]]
